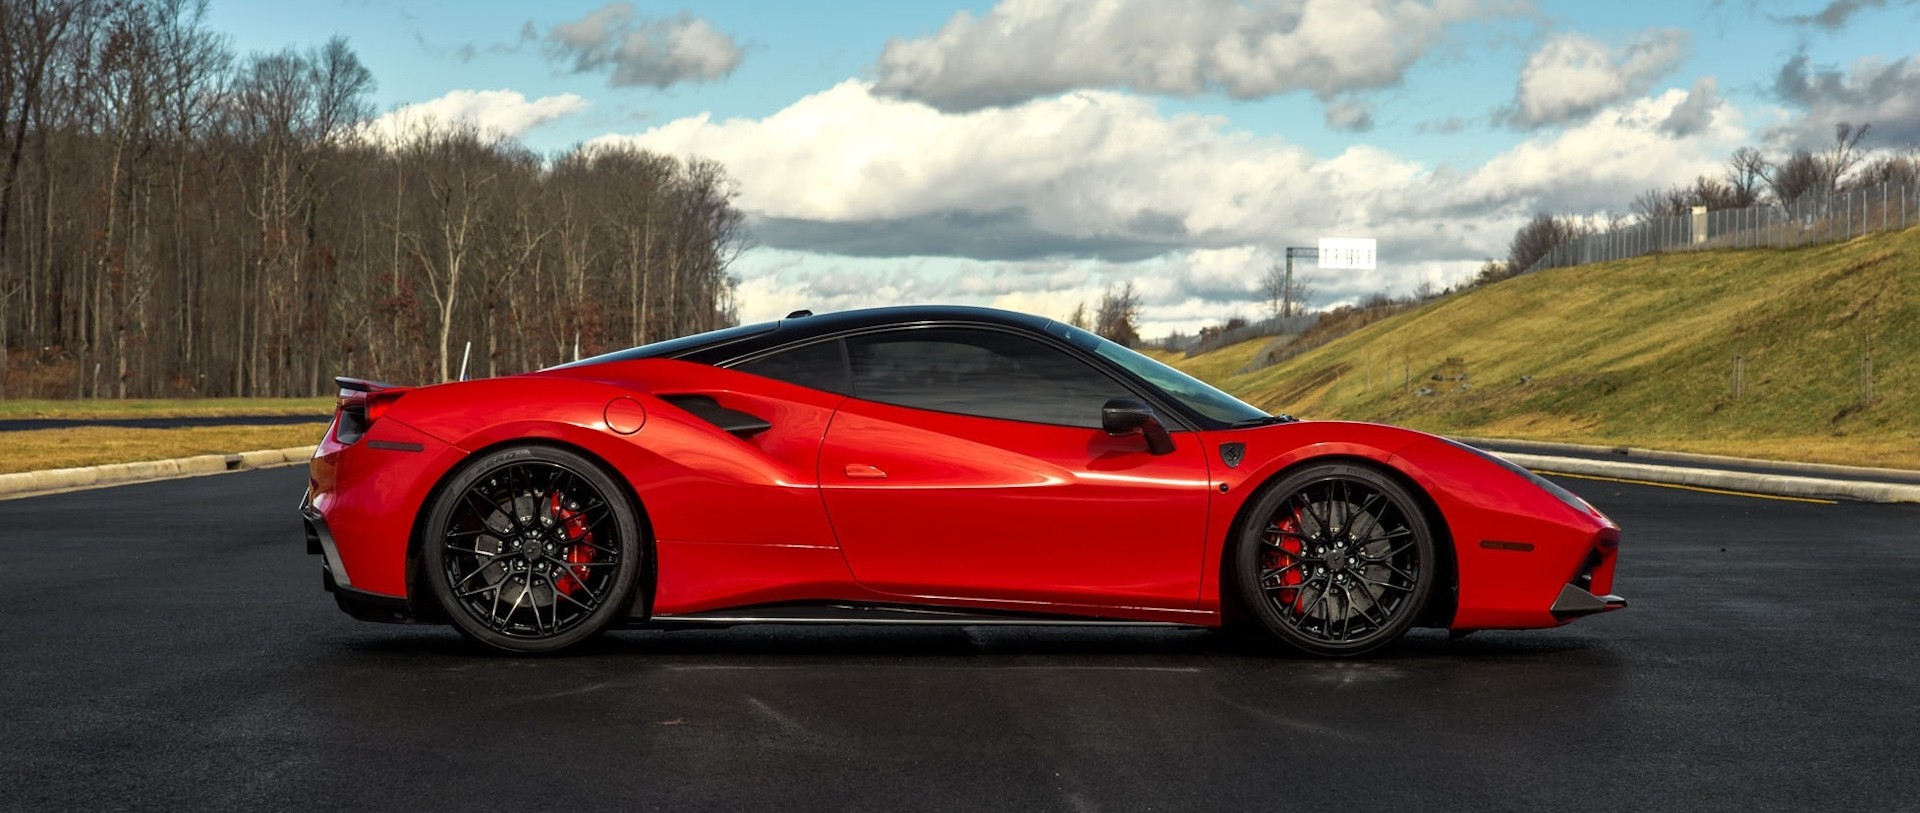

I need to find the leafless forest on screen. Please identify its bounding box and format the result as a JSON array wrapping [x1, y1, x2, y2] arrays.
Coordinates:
[[0, 0, 747, 399]]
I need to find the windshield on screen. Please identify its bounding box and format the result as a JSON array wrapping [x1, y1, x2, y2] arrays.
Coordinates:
[[1049, 322, 1270, 426]]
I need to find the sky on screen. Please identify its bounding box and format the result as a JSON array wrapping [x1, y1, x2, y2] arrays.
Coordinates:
[[207, 0, 1920, 336]]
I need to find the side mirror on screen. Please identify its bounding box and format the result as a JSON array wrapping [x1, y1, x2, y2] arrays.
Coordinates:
[[1102, 397, 1175, 455]]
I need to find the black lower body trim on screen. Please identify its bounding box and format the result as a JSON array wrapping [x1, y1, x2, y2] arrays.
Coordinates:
[[327, 577, 426, 624], [647, 601, 1198, 628]]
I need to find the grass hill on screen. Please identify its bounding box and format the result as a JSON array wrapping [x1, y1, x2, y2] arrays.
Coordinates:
[[1162, 226, 1920, 469]]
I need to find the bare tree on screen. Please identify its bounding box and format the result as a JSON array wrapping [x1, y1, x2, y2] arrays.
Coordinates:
[[1506, 212, 1591, 273], [1284, 271, 1315, 316], [1765, 149, 1827, 204], [1725, 146, 1769, 204], [1066, 301, 1089, 330], [0, 6, 751, 398], [1824, 122, 1871, 188], [1765, 123, 1873, 203], [1850, 147, 1920, 188], [1259, 261, 1317, 318], [399, 123, 497, 383], [1093, 281, 1141, 347], [1259, 262, 1286, 318]]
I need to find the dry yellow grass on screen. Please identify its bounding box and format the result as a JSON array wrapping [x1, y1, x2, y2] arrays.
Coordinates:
[[1162, 226, 1920, 471], [0, 397, 333, 420], [0, 424, 328, 474]]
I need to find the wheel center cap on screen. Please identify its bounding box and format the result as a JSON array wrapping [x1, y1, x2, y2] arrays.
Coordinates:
[[522, 536, 544, 561], [1325, 551, 1348, 572]]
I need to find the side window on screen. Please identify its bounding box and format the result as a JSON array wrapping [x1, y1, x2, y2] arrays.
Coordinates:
[[844, 328, 1132, 428], [732, 339, 850, 393]]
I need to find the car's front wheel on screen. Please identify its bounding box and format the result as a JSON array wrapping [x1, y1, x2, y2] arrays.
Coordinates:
[[422, 445, 644, 653], [1234, 462, 1435, 657]]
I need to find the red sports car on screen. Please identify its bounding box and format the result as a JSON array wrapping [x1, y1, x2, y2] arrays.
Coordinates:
[[302, 306, 1623, 656]]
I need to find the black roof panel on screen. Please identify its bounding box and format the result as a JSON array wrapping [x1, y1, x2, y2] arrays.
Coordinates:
[[557, 305, 1057, 368]]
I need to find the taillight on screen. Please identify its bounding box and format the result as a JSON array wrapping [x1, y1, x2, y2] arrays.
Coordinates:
[[367, 390, 404, 423], [334, 392, 370, 445], [332, 376, 411, 445]]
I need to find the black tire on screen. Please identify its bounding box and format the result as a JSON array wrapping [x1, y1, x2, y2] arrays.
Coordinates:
[[422, 445, 645, 654], [1233, 462, 1435, 657]]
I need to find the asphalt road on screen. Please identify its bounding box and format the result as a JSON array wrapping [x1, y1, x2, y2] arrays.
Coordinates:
[[3, 468, 1916, 811]]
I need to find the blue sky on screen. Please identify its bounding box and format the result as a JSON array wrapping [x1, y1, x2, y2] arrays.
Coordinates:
[[208, 0, 1920, 334]]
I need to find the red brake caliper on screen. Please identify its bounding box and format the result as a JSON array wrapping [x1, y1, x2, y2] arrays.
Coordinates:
[[1267, 511, 1308, 613], [550, 492, 594, 595]]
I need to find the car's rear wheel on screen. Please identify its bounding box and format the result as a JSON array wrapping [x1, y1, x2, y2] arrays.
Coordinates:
[[422, 445, 644, 654], [1234, 462, 1434, 657]]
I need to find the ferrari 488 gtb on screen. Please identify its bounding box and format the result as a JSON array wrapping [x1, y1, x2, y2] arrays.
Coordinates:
[[301, 306, 1624, 656]]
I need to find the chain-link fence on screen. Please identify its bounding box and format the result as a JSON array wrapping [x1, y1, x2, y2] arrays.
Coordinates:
[[1526, 181, 1920, 273], [1147, 313, 1321, 356]]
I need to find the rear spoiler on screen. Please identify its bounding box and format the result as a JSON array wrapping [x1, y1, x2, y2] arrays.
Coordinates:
[[335, 376, 404, 394], [332, 377, 413, 445]]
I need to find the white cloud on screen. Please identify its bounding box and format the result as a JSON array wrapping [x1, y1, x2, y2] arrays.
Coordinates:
[[1503, 29, 1690, 128], [1769, 51, 1920, 148], [543, 5, 743, 88], [1660, 76, 1720, 137], [365, 89, 590, 142], [870, 0, 1526, 116], [598, 80, 1741, 335]]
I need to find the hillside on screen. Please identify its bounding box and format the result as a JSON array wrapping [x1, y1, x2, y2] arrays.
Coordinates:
[[1167, 226, 1920, 469]]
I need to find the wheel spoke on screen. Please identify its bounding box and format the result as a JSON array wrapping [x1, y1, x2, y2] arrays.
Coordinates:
[[572, 538, 619, 556], [445, 545, 502, 558], [1336, 480, 1354, 535], [452, 554, 513, 588], [498, 582, 528, 631], [1262, 525, 1308, 543], [1376, 561, 1419, 584], [438, 457, 632, 641], [1346, 493, 1385, 540], [1349, 583, 1391, 629], [1259, 563, 1305, 590], [531, 574, 554, 635], [553, 586, 596, 612], [1339, 586, 1360, 640], [455, 584, 496, 600], [1290, 582, 1330, 628], [461, 489, 509, 533], [487, 576, 507, 627], [1353, 573, 1413, 594], [1364, 535, 1417, 561]]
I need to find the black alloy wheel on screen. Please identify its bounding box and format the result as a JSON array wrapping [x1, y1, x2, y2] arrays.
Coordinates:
[[422, 445, 644, 653], [1234, 462, 1435, 657]]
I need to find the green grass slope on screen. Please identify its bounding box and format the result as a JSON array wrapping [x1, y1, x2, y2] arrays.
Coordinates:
[[1171, 226, 1920, 469]]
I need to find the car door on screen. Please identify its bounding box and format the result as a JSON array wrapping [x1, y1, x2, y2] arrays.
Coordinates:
[[809, 326, 1213, 610]]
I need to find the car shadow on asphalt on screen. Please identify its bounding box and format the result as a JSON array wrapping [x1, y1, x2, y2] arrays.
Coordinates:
[[328, 624, 1612, 663]]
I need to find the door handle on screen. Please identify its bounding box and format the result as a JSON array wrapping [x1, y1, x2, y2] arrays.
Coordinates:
[[843, 463, 888, 479]]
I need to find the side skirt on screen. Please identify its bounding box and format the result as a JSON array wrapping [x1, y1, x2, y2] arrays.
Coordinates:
[[643, 602, 1203, 629]]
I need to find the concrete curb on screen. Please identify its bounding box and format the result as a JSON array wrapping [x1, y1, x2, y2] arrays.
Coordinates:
[[0, 446, 316, 501], [1455, 436, 1920, 484], [1494, 451, 1920, 504]]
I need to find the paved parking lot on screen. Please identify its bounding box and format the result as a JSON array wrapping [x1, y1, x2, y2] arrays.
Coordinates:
[[3, 467, 1915, 811]]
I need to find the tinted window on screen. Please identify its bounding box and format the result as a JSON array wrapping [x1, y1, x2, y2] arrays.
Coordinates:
[[732, 339, 850, 393], [1049, 322, 1269, 425], [845, 328, 1130, 428]]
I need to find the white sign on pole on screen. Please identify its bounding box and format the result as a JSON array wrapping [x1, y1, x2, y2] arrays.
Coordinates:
[[1317, 238, 1376, 270]]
